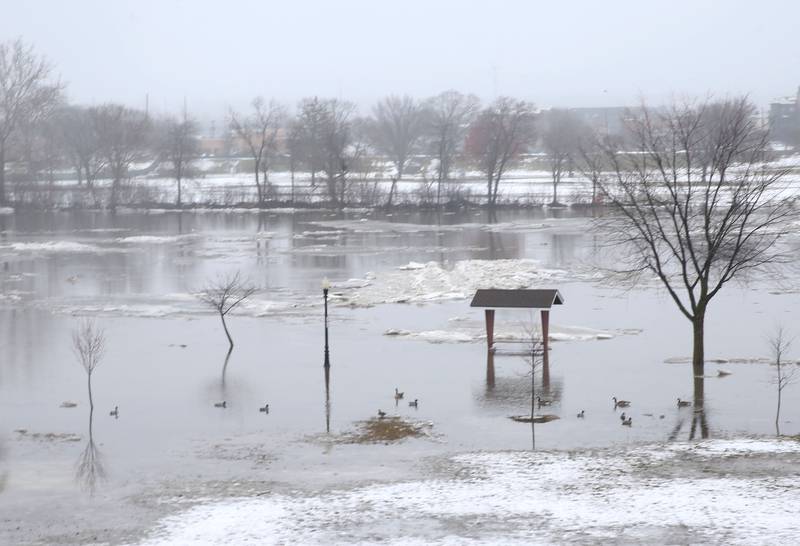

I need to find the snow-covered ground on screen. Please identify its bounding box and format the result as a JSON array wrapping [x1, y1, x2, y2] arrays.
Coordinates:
[[10, 151, 800, 208], [134, 438, 800, 545]]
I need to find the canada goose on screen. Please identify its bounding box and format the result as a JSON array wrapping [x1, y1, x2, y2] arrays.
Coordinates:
[[394, 388, 404, 400], [409, 399, 418, 408], [60, 401, 78, 408], [377, 409, 387, 419], [577, 410, 585, 418], [619, 412, 627, 421], [717, 370, 732, 377], [613, 397, 631, 408], [622, 417, 632, 426], [109, 406, 119, 418], [677, 398, 691, 407], [214, 401, 227, 408], [537, 396, 552, 407], [259, 403, 269, 413]]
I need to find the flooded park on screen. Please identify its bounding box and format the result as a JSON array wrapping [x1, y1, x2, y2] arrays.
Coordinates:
[[1, 207, 799, 544]]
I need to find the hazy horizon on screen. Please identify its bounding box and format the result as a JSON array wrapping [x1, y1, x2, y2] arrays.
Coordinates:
[[3, 0, 798, 119]]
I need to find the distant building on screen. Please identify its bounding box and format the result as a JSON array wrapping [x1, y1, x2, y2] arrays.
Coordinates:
[[567, 106, 633, 136], [768, 87, 800, 146], [198, 136, 228, 157]]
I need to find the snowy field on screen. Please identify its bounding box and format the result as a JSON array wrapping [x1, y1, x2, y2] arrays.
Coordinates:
[[135, 438, 800, 546], [9, 151, 800, 208]]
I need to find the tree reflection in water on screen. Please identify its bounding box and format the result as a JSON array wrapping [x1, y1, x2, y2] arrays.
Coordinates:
[[668, 376, 709, 441], [75, 406, 106, 495]]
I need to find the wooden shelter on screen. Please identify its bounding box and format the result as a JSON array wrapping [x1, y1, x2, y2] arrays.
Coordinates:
[[470, 288, 564, 375]]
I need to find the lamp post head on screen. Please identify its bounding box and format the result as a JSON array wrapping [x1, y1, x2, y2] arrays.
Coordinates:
[[322, 277, 330, 290]]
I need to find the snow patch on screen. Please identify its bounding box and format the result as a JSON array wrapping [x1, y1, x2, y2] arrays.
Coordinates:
[[135, 438, 800, 546]]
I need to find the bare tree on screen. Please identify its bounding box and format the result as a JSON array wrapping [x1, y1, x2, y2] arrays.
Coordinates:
[[597, 97, 795, 380], [295, 97, 329, 189], [54, 106, 106, 206], [198, 272, 256, 350], [576, 129, 608, 205], [229, 97, 284, 205], [465, 97, 536, 207], [425, 91, 479, 207], [162, 110, 198, 206], [0, 39, 61, 205], [305, 98, 357, 205], [542, 109, 584, 206], [769, 326, 796, 436], [285, 118, 303, 202], [369, 95, 425, 207], [92, 104, 150, 209], [72, 319, 106, 412]]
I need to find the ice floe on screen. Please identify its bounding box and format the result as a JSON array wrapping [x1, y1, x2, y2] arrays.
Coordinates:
[[334, 259, 580, 307], [383, 323, 632, 344], [1, 241, 107, 253]]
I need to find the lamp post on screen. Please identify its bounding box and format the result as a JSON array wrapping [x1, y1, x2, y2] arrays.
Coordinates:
[[322, 277, 331, 369]]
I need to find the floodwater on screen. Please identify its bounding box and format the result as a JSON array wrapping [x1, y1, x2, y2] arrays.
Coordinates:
[[0, 208, 798, 544]]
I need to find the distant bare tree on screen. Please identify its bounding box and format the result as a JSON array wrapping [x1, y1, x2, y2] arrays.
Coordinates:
[[465, 97, 536, 207], [162, 110, 199, 206], [313, 98, 358, 205], [198, 272, 256, 350], [72, 319, 106, 412], [542, 109, 584, 206], [92, 104, 150, 209], [295, 97, 329, 189], [229, 97, 284, 205], [425, 91, 480, 206], [576, 129, 620, 206], [55, 106, 105, 206], [369, 95, 425, 207], [769, 326, 796, 436], [0, 39, 62, 204], [285, 118, 303, 202], [597, 97, 795, 380]]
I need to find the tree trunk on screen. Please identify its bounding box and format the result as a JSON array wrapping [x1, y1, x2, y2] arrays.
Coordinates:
[[290, 164, 295, 203], [387, 177, 397, 207], [776, 358, 782, 436], [220, 312, 234, 350], [692, 314, 705, 379], [87, 372, 94, 412], [0, 144, 6, 205], [253, 160, 262, 205], [177, 176, 182, 207], [552, 175, 559, 205]]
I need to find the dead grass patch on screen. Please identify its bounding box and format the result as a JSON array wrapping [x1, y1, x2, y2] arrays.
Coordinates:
[[509, 414, 560, 424], [337, 416, 434, 444]]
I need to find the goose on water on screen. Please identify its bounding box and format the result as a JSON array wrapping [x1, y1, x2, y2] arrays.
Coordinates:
[[613, 397, 631, 408], [214, 401, 227, 408]]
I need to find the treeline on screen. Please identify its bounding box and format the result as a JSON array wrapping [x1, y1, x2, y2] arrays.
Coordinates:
[[0, 39, 778, 210]]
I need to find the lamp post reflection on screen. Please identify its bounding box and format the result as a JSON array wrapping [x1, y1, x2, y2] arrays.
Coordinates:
[[323, 277, 331, 370]]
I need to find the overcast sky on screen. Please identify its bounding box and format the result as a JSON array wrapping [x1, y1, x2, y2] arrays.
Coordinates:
[[2, 0, 798, 118]]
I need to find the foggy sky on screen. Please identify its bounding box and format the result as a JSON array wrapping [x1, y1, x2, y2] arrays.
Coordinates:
[[3, 0, 798, 117]]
